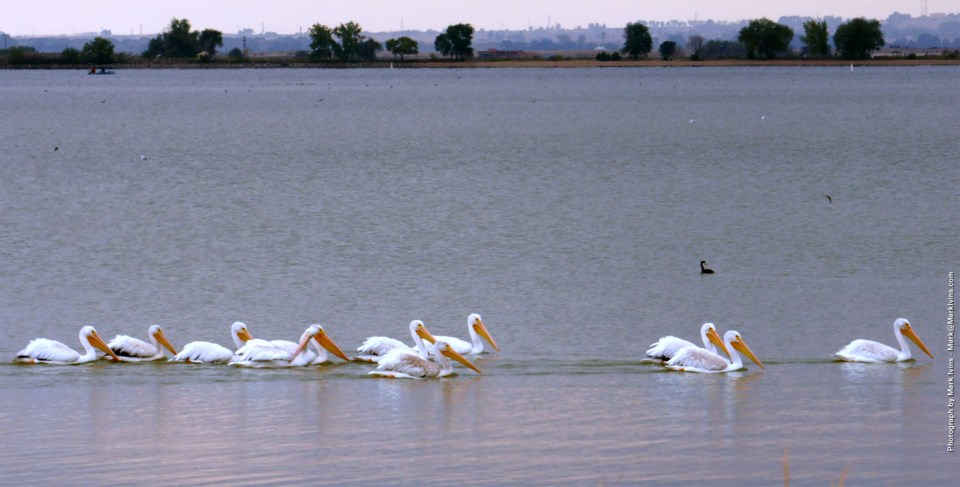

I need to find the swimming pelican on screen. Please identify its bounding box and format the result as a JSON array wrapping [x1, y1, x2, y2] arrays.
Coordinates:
[[369, 340, 482, 379], [835, 318, 933, 363], [353, 320, 437, 362], [645, 322, 730, 362], [666, 330, 764, 373], [230, 324, 348, 367], [14, 325, 121, 364], [426, 313, 499, 355], [700, 260, 714, 274], [107, 324, 178, 362], [169, 321, 253, 364], [276, 324, 351, 366]]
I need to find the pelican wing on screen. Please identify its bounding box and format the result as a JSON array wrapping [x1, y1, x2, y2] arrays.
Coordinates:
[[666, 347, 730, 372], [356, 336, 413, 356], [16, 339, 81, 363], [835, 339, 899, 363], [170, 341, 234, 363], [108, 335, 158, 358], [232, 339, 293, 363], [375, 349, 438, 378], [646, 336, 698, 361]]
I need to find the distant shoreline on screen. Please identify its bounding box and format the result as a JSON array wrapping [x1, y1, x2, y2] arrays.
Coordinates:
[[4, 58, 959, 70]]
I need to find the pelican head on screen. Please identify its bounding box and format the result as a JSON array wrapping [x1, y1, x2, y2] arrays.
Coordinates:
[[149, 324, 178, 355], [469, 313, 500, 351], [895, 318, 933, 359], [434, 340, 481, 374], [701, 323, 729, 358], [294, 324, 350, 362], [726, 330, 764, 369], [411, 320, 437, 345], [81, 326, 120, 361], [232, 322, 254, 342]]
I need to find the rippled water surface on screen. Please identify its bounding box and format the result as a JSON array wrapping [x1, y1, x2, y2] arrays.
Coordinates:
[[0, 66, 957, 485]]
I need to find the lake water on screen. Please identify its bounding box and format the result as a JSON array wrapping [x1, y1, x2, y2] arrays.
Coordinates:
[[0, 66, 957, 485]]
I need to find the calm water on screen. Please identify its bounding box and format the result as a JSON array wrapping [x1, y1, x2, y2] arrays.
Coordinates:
[[0, 66, 957, 485]]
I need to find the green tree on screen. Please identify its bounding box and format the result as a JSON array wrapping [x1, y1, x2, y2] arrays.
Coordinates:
[[434, 33, 452, 58], [699, 39, 747, 59], [385, 36, 418, 60], [800, 20, 830, 58], [357, 38, 382, 60], [833, 18, 885, 60], [227, 47, 245, 62], [621, 22, 652, 60], [82, 36, 115, 64], [658, 40, 677, 60], [142, 18, 200, 58], [738, 18, 794, 59], [687, 35, 704, 60], [198, 29, 223, 56], [333, 21, 364, 61], [445, 23, 474, 60], [308, 23, 336, 61], [61, 47, 81, 64]]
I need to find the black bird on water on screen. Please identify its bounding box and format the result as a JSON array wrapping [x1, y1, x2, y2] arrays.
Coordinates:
[[700, 260, 714, 274]]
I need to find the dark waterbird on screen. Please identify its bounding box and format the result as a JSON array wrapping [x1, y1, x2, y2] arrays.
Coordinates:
[[700, 260, 714, 274]]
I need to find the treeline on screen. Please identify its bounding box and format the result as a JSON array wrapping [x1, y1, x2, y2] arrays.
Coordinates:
[[2, 15, 959, 66], [618, 17, 922, 61]]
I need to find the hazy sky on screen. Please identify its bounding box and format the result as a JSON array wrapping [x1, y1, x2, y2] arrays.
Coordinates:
[[2, 0, 958, 36]]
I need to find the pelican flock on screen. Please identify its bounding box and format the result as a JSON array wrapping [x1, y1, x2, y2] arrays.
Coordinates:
[[12, 314, 935, 386]]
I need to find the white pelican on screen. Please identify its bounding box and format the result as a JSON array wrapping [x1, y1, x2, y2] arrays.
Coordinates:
[[107, 324, 178, 362], [426, 313, 499, 355], [353, 320, 437, 362], [14, 325, 121, 364], [645, 322, 729, 362], [666, 330, 764, 373], [835, 318, 933, 363], [169, 321, 253, 364], [276, 324, 351, 366], [230, 324, 348, 367], [369, 340, 482, 379]]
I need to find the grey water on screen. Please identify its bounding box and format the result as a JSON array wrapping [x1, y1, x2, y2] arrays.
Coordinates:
[[0, 66, 957, 485]]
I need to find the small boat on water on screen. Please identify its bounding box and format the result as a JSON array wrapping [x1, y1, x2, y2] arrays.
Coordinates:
[[88, 67, 115, 75]]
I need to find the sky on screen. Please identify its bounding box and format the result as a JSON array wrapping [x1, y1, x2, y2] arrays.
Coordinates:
[[2, 0, 958, 36]]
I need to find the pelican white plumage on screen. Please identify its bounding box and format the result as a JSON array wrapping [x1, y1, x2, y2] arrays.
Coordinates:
[[107, 324, 178, 362], [353, 320, 437, 362], [645, 322, 729, 362], [666, 330, 764, 373], [169, 321, 253, 364], [369, 340, 482, 379], [835, 318, 933, 363], [14, 326, 121, 364], [427, 313, 499, 355], [274, 324, 350, 366], [231, 324, 350, 367]]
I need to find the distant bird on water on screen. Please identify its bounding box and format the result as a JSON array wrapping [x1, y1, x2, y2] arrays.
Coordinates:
[[53, 146, 59, 152], [700, 260, 714, 274], [824, 195, 832, 204]]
